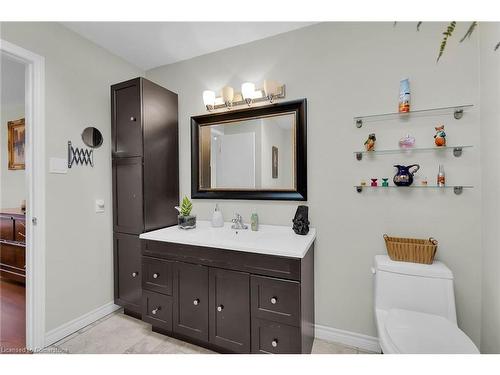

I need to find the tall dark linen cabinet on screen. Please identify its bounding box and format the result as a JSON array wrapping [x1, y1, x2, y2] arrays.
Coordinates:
[[111, 77, 179, 317]]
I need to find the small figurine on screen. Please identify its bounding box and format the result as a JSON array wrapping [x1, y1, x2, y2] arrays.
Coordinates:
[[399, 134, 416, 148], [292, 205, 310, 235], [360, 180, 367, 186], [434, 125, 446, 147], [364, 133, 376, 151], [382, 178, 389, 187], [371, 178, 378, 187], [421, 177, 428, 186]]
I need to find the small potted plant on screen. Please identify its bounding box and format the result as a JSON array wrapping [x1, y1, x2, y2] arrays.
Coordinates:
[[176, 196, 196, 229]]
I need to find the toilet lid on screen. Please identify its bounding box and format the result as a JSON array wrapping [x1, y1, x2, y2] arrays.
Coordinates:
[[385, 309, 479, 354]]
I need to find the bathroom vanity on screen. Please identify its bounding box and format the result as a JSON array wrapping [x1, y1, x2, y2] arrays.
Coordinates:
[[139, 221, 315, 354]]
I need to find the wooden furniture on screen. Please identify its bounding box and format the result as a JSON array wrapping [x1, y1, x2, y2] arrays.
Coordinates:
[[111, 77, 179, 317], [139, 235, 315, 354], [0, 208, 26, 284]]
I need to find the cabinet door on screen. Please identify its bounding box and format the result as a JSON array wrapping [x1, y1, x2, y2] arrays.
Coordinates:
[[114, 233, 142, 314], [173, 261, 209, 342], [112, 157, 144, 234], [112, 80, 142, 157], [209, 268, 250, 353]]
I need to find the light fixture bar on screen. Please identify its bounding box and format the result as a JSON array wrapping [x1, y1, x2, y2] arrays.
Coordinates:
[[212, 84, 286, 110]]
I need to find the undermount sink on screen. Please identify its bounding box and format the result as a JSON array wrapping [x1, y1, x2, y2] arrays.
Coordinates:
[[140, 220, 316, 258]]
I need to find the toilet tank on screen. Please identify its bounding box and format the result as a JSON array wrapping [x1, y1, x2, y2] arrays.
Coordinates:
[[373, 255, 457, 323]]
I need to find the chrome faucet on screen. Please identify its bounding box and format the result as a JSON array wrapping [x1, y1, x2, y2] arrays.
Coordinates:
[[231, 213, 248, 230]]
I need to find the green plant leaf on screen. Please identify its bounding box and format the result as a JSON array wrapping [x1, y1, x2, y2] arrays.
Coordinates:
[[495, 41, 500, 51], [180, 195, 193, 216], [437, 21, 456, 62], [460, 21, 477, 43], [417, 22, 422, 31]]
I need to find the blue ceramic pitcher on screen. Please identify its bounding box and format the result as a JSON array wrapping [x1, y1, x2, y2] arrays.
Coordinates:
[[393, 164, 420, 186]]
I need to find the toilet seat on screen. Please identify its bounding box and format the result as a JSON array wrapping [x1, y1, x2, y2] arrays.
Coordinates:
[[384, 309, 479, 354]]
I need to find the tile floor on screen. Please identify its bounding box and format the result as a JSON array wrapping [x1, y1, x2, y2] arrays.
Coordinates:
[[41, 310, 377, 354]]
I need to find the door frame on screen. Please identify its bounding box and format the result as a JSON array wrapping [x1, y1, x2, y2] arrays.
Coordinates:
[[1, 39, 46, 351]]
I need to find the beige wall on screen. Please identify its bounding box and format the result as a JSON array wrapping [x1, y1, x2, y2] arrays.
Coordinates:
[[147, 22, 483, 345], [480, 22, 500, 353], [0, 22, 143, 332]]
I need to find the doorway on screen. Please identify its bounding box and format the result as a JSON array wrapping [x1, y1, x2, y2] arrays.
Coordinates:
[[0, 53, 27, 352], [0, 39, 46, 353]]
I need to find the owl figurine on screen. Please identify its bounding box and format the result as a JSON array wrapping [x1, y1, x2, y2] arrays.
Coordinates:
[[364, 133, 376, 151], [434, 125, 446, 147]]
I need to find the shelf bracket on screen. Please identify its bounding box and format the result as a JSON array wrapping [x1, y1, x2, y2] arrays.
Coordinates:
[[356, 186, 363, 193], [355, 119, 363, 128], [453, 147, 463, 157], [355, 152, 363, 161], [454, 186, 463, 195], [454, 109, 464, 120]]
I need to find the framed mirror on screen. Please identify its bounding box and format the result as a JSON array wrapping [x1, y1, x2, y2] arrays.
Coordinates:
[[191, 99, 307, 200], [81, 127, 103, 148]]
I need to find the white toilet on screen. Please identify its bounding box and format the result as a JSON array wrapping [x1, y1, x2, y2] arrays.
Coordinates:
[[372, 255, 479, 354]]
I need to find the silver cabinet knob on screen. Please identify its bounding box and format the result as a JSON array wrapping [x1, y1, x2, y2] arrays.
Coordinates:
[[217, 305, 224, 312], [193, 299, 200, 306], [271, 339, 278, 348], [151, 307, 160, 315], [132, 272, 138, 278], [130, 116, 136, 121], [270, 297, 278, 305], [153, 273, 159, 279]]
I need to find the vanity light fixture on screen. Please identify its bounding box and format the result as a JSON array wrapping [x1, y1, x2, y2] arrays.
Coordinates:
[[203, 90, 216, 111], [241, 82, 256, 106], [202, 80, 286, 111], [222, 86, 234, 108]]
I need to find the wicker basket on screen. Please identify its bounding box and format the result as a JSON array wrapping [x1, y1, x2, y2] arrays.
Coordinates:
[[383, 234, 438, 264]]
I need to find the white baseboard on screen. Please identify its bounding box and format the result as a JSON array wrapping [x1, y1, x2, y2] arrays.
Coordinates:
[[45, 301, 120, 347], [315, 324, 381, 353]]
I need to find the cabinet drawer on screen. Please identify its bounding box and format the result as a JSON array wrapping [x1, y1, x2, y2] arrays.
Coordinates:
[[0, 241, 25, 270], [142, 290, 173, 332], [142, 256, 173, 295], [15, 219, 26, 243], [0, 216, 14, 241], [251, 318, 301, 354], [251, 275, 300, 326]]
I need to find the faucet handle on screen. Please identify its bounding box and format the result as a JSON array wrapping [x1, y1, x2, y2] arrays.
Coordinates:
[[232, 213, 241, 222]]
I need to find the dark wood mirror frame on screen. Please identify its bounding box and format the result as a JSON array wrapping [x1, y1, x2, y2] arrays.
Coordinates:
[[191, 99, 307, 201]]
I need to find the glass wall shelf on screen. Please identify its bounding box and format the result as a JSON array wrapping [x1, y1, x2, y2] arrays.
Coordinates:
[[354, 185, 473, 195], [354, 104, 473, 128], [354, 145, 473, 160]]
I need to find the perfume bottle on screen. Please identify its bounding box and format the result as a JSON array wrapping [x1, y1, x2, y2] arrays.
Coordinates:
[[437, 165, 446, 187]]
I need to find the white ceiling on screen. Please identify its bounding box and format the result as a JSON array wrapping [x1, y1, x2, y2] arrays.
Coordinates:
[[62, 22, 316, 70]]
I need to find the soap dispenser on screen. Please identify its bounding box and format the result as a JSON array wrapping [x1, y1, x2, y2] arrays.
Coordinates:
[[251, 211, 259, 231], [211, 204, 224, 228]]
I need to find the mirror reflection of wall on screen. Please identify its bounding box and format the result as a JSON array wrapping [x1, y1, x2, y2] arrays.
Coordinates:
[[199, 113, 295, 191]]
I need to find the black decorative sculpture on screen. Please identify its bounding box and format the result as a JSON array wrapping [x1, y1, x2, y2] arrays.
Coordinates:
[[292, 205, 310, 235]]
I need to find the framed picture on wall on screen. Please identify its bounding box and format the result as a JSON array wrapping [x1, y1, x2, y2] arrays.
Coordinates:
[[272, 145, 278, 179], [8, 118, 25, 170]]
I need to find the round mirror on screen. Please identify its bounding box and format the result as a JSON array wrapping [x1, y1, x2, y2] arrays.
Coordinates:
[[81, 127, 103, 148]]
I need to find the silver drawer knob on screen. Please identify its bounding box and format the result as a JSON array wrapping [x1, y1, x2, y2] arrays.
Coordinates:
[[271, 339, 278, 348], [270, 297, 278, 305], [193, 299, 200, 306], [153, 273, 159, 279], [131, 272, 138, 278], [130, 116, 136, 121], [217, 305, 224, 312], [152, 307, 161, 315]]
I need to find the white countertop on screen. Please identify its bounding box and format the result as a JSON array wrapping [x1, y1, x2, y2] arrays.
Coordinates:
[[140, 220, 316, 259]]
